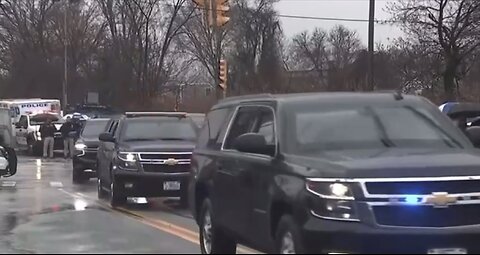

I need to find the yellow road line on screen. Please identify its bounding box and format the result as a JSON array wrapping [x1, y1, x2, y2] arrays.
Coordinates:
[[60, 189, 260, 254]]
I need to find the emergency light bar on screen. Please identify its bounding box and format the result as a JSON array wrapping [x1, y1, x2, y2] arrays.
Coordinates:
[[125, 112, 188, 118]]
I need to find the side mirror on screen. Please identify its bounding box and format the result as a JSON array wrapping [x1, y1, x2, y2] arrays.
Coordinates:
[[15, 123, 22, 128], [99, 132, 115, 143], [466, 127, 480, 148], [233, 133, 274, 156]]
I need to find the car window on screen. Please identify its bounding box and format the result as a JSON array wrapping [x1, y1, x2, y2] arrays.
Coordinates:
[[121, 117, 197, 142], [197, 108, 231, 150], [81, 120, 109, 138], [256, 110, 275, 145], [113, 121, 121, 138], [17, 116, 27, 127], [109, 121, 118, 134], [286, 105, 464, 154], [223, 106, 260, 150]]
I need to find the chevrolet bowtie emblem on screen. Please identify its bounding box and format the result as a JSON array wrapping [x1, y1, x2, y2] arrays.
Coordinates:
[[164, 158, 179, 166], [425, 192, 457, 208]]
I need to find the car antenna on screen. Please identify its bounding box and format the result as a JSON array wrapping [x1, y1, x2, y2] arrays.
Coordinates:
[[394, 90, 403, 101]]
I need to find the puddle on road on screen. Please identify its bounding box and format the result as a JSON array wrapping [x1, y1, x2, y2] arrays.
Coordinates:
[[36, 202, 109, 215]]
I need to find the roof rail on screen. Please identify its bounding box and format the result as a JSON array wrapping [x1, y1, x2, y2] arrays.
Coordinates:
[[218, 93, 273, 104], [125, 112, 188, 118], [373, 90, 404, 100]]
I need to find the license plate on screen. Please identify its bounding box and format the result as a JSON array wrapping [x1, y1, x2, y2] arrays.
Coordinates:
[[163, 181, 181, 191], [428, 248, 467, 254]]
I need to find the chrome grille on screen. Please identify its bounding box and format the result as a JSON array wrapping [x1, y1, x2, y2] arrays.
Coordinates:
[[139, 152, 191, 161], [365, 180, 480, 195], [138, 152, 191, 173], [142, 164, 190, 173], [373, 204, 480, 227]]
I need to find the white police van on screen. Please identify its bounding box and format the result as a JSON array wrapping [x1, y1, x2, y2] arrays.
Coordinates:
[[0, 99, 61, 126]]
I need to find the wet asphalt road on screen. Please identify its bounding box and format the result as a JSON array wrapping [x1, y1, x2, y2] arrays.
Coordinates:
[[0, 155, 201, 254]]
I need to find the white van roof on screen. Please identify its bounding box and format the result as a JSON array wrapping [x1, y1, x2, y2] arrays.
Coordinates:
[[0, 99, 59, 103]]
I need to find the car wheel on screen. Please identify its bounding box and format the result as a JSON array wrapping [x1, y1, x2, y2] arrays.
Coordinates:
[[32, 142, 43, 157], [72, 165, 88, 184], [97, 178, 107, 199], [179, 189, 189, 208], [275, 215, 306, 254], [110, 177, 126, 207], [199, 199, 236, 254]]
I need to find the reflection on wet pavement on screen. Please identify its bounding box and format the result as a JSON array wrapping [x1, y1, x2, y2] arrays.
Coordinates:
[[0, 155, 200, 253]]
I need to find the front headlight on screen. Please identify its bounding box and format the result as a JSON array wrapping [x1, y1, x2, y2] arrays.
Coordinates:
[[306, 180, 359, 221], [74, 142, 86, 156], [117, 152, 138, 170], [75, 143, 87, 151]]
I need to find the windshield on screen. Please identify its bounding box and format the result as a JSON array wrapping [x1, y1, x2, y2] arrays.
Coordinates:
[[286, 105, 465, 154], [81, 120, 109, 138], [122, 117, 197, 142]]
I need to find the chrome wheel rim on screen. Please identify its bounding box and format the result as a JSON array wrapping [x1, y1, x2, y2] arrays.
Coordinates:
[[202, 211, 212, 254], [280, 232, 295, 254]]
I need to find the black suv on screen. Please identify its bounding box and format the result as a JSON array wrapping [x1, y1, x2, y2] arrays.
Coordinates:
[[72, 118, 110, 183], [189, 93, 480, 254], [97, 112, 198, 207]]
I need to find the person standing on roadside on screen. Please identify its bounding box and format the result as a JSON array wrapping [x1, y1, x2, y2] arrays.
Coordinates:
[[40, 119, 57, 159], [60, 118, 76, 159]]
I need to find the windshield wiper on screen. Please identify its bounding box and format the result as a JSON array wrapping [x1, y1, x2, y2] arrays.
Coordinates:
[[124, 138, 153, 142], [159, 138, 189, 141]]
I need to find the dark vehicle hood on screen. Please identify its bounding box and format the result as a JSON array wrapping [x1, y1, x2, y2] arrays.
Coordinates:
[[118, 140, 195, 152], [80, 136, 100, 147], [284, 148, 480, 179]]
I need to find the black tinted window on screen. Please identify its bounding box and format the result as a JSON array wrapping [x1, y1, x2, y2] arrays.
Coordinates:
[[286, 105, 464, 154], [18, 116, 27, 127], [224, 107, 259, 149], [257, 110, 275, 145], [197, 108, 231, 149], [82, 120, 109, 138], [121, 117, 197, 142]]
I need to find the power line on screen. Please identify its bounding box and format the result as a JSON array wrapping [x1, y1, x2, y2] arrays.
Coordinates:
[[277, 14, 394, 24], [278, 0, 392, 1], [189, 6, 394, 24]]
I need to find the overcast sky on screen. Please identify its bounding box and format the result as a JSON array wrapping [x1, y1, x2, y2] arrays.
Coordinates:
[[274, 0, 402, 46]]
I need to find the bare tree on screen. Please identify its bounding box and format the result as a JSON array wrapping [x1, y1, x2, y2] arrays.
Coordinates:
[[289, 28, 328, 82], [327, 25, 362, 90], [388, 0, 480, 100]]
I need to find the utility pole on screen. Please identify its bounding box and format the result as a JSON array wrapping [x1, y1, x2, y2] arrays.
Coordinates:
[[211, 0, 222, 99], [367, 0, 375, 91], [63, 0, 68, 108]]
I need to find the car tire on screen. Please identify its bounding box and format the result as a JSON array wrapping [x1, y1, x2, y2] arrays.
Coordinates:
[[97, 178, 107, 199], [28, 139, 43, 157], [275, 215, 307, 254], [72, 165, 88, 184], [199, 199, 237, 254], [179, 189, 189, 208], [110, 176, 126, 207]]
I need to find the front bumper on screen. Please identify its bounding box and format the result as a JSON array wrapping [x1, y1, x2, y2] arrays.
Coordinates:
[[73, 152, 97, 172], [114, 169, 189, 197], [302, 215, 480, 254]]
